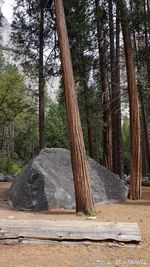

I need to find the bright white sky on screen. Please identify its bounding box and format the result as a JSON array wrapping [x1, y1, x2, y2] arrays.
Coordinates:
[[1, 0, 14, 23]]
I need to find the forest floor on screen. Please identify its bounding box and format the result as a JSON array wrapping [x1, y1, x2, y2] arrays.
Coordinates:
[[0, 182, 149, 267]]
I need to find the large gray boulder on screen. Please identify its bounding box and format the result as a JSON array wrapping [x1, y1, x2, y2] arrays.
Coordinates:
[[8, 148, 128, 211]]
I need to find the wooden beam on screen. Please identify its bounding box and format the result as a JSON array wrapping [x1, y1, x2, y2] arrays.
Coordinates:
[[0, 220, 141, 243]]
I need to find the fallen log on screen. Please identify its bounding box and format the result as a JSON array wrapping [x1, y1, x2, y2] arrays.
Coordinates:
[[0, 220, 141, 243]]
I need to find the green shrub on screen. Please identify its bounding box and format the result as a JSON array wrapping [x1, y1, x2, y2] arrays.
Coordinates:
[[0, 151, 22, 175]]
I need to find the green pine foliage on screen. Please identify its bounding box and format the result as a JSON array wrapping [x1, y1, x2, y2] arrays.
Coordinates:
[[62, 0, 104, 160], [122, 116, 130, 175], [0, 66, 28, 122], [0, 151, 22, 175], [45, 101, 68, 148], [11, 0, 55, 77], [0, 51, 38, 172]]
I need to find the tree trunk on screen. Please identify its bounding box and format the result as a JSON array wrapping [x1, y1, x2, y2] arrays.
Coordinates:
[[117, 0, 141, 199], [54, 0, 94, 214], [140, 105, 148, 177], [139, 89, 150, 178], [0, 122, 5, 150], [141, 128, 148, 177], [39, 2, 45, 150], [109, 0, 123, 178], [95, 0, 112, 171], [146, 0, 150, 33], [87, 122, 94, 159], [144, 0, 150, 80], [147, 0, 150, 10], [83, 81, 94, 159], [115, 5, 124, 178], [108, 0, 116, 170], [130, 0, 150, 180]]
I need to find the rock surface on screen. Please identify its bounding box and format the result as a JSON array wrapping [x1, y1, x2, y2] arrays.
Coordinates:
[[0, 173, 14, 182], [0, 173, 5, 182], [8, 148, 128, 211]]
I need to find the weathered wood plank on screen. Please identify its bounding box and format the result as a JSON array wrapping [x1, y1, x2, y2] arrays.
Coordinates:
[[0, 220, 141, 242]]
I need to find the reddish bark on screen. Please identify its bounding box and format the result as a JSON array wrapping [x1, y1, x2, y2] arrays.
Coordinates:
[[117, 0, 141, 199], [95, 0, 112, 171], [54, 0, 94, 214], [109, 0, 124, 178]]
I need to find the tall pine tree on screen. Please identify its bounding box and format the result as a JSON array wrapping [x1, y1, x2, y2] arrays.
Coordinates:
[[11, 0, 54, 149]]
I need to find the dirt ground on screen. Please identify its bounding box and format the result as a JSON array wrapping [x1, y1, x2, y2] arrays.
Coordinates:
[[0, 182, 149, 267]]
